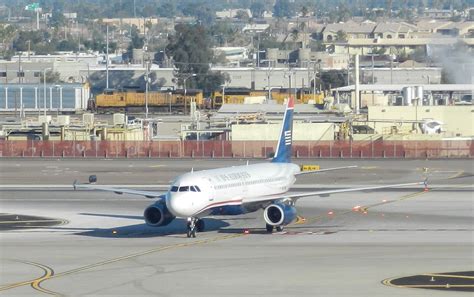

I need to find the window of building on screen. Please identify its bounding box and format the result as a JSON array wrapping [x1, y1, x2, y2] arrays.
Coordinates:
[[0, 72, 6, 77]]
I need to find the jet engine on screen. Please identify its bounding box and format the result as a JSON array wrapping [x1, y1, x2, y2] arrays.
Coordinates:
[[144, 202, 175, 227], [263, 203, 297, 226]]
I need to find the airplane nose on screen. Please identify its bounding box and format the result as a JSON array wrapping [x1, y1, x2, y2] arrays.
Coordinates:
[[167, 193, 191, 217]]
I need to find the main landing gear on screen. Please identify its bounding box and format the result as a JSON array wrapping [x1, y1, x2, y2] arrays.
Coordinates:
[[265, 224, 284, 233], [187, 218, 205, 238]]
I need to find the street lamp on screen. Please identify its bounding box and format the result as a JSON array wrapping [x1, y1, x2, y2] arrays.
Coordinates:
[[220, 82, 227, 106], [183, 73, 196, 115], [43, 67, 51, 117], [144, 61, 151, 118]]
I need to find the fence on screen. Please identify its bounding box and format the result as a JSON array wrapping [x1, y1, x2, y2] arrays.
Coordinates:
[[0, 140, 472, 159]]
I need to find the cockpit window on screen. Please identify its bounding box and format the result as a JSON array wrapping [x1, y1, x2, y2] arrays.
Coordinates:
[[190, 186, 197, 192], [195, 186, 201, 192], [179, 186, 189, 192], [170, 186, 178, 192]]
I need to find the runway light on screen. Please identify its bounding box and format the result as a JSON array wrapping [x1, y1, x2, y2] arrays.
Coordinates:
[[243, 229, 250, 234], [405, 215, 409, 218], [327, 211, 334, 215], [382, 199, 387, 203], [381, 213, 385, 217], [352, 206, 361, 212], [363, 211, 368, 215]]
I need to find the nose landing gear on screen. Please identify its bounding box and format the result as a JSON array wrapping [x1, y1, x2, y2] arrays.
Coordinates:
[[186, 218, 205, 238]]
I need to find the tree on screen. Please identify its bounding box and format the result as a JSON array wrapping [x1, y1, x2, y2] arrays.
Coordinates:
[[0, 24, 17, 56], [235, 10, 250, 22], [166, 24, 226, 94], [301, 6, 309, 17], [320, 70, 346, 90], [273, 0, 294, 18], [130, 25, 144, 49], [250, 1, 265, 18], [157, 2, 177, 18], [40, 70, 62, 83], [49, 7, 66, 29], [335, 30, 348, 42]]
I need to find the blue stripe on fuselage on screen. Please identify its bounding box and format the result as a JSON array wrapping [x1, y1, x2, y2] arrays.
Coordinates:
[[208, 205, 247, 216]]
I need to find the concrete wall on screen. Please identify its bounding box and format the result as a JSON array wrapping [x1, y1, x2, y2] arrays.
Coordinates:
[[368, 106, 474, 136], [231, 122, 335, 141], [360, 68, 441, 84]]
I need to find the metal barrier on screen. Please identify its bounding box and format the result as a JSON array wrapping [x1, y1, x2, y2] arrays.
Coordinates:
[[0, 140, 472, 159]]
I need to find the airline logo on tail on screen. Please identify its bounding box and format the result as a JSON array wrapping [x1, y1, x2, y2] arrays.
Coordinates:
[[284, 130, 292, 145], [272, 97, 294, 163]]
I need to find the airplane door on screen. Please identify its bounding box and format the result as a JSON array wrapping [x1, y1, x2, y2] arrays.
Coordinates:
[[206, 177, 215, 202]]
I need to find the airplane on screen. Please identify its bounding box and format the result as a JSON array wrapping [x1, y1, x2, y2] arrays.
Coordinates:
[[74, 96, 426, 238]]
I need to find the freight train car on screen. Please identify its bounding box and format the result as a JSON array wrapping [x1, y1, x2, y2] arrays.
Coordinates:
[[94, 89, 204, 113], [212, 88, 324, 109]]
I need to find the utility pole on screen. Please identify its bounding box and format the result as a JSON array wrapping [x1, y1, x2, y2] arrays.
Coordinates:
[[144, 61, 150, 118], [183, 73, 197, 115], [36, 8, 39, 30], [43, 67, 51, 117], [355, 54, 360, 115], [106, 25, 109, 89], [134, 0, 136, 18]]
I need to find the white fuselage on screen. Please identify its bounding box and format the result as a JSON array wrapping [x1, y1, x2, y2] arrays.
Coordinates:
[[166, 162, 300, 218]]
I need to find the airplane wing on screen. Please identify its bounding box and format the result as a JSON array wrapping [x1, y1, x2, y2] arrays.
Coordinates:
[[295, 165, 358, 175], [242, 181, 426, 204], [73, 177, 166, 199]]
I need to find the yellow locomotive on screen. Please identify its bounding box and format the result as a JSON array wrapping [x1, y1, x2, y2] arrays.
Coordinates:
[[94, 89, 205, 113], [212, 88, 324, 109]]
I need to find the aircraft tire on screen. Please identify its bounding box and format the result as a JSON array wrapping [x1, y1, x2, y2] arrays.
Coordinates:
[[196, 219, 205, 232], [265, 224, 274, 233]]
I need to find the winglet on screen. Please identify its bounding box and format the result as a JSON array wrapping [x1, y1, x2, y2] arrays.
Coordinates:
[[424, 178, 429, 191], [272, 96, 294, 163], [73, 180, 78, 190]]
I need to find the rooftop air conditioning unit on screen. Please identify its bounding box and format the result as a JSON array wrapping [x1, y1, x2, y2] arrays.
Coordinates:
[[83, 113, 94, 126], [57, 115, 70, 126], [38, 115, 52, 124], [113, 113, 126, 126]]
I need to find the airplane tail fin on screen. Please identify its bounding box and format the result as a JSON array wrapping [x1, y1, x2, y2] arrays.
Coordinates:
[[272, 96, 294, 163]]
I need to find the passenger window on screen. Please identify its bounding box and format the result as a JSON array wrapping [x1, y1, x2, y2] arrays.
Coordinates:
[[179, 186, 189, 192], [170, 186, 178, 192], [190, 186, 197, 192], [195, 186, 201, 192]]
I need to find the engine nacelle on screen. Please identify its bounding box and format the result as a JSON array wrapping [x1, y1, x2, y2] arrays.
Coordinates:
[[263, 203, 297, 226], [144, 202, 175, 227]]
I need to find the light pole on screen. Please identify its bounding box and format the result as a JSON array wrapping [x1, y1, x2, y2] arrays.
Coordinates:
[[183, 73, 196, 115], [144, 61, 151, 118], [43, 67, 51, 117]]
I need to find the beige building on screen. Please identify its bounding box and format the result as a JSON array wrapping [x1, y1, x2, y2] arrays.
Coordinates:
[[368, 106, 474, 137], [100, 18, 159, 34], [232, 122, 335, 141]]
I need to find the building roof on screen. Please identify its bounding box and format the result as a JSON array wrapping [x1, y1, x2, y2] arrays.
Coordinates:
[[324, 20, 376, 34], [332, 84, 474, 92], [242, 24, 270, 32], [415, 20, 452, 31], [373, 22, 416, 34]]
